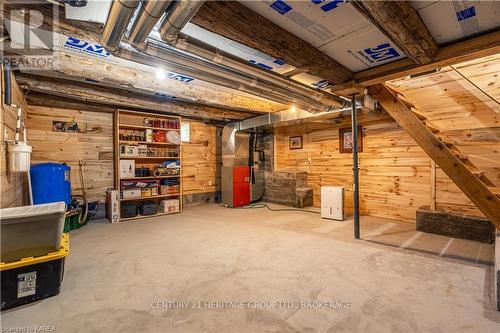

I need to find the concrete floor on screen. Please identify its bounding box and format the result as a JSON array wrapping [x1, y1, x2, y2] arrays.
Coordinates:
[[2, 203, 499, 332]]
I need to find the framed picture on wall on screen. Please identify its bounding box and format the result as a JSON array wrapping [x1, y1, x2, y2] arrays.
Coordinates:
[[289, 136, 303, 150], [339, 126, 363, 153]]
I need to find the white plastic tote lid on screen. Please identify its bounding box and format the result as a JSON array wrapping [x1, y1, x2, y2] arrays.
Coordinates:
[[0, 202, 66, 220]]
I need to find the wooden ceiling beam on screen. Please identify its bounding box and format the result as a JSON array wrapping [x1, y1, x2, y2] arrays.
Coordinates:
[[26, 92, 119, 114], [190, 1, 353, 85], [1, 3, 101, 43], [350, 1, 438, 64], [16, 74, 256, 121]]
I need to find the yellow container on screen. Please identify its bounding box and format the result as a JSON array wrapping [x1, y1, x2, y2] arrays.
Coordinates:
[[1, 233, 69, 271]]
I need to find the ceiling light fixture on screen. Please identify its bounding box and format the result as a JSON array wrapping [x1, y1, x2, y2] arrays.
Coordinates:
[[156, 69, 167, 80]]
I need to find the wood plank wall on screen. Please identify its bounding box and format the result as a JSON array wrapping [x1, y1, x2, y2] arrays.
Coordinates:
[[24, 102, 220, 204], [1, 68, 28, 208], [274, 113, 431, 222], [26, 105, 114, 203], [181, 121, 220, 196], [390, 54, 500, 217], [275, 54, 499, 222]]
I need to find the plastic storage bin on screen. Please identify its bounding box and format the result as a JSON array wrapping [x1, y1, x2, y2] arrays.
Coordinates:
[[121, 203, 138, 218], [1, 233, 69, 310], [0, 202, 66, 263], [140, 202, 157, 216]]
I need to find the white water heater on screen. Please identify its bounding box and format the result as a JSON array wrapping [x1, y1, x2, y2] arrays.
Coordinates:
[[321, 186, 345, 221]]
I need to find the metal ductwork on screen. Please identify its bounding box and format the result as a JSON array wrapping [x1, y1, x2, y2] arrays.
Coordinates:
[[156, 0, 348, 109], [159, 0, 205, 43], [116, 44, 296, 106], [128, 0, 172, 46], [167, 33, 349, 109], [100, 0, 139, 53], [101, 0, 351, 113], [222, 123, 250, 168], [234, 104, 353, 133], [117, 40, 337, 111]]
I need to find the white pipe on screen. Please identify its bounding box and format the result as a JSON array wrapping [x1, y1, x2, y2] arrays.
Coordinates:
[[14, 107, 22, 144]]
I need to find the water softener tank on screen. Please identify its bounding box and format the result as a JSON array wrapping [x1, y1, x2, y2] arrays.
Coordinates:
[[30, 163, 71, 205]]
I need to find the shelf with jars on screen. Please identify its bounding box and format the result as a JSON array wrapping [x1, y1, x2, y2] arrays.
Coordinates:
[[115, 110, 182, 221]]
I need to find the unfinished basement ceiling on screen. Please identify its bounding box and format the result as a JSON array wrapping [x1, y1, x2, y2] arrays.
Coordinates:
[[4, 10, 286, 113], [241, 0, 500, 72], [4, 0, 500, 112], [241, 0, 406, 72], [412, 0, 500, 44]]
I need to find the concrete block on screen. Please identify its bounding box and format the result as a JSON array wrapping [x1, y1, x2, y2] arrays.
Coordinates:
[[295, 187, 313, 208], [416, 206, 495, 244], [263, 171, 310, 207]]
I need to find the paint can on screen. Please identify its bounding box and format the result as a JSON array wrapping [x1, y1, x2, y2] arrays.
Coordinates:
[[145, 129, 153, 142]]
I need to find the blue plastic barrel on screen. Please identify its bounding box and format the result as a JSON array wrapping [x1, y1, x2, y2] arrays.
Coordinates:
[[30, 163, 71, 205]]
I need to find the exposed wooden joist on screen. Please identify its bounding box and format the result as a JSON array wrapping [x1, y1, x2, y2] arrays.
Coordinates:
[[1, 2, 101, 43], [350, 1, 437, 64], [26, 92, 118, 114], [282, 66, 310, 78], [2, 3, 287, 113], [20, 68, 271, 116], [347, 30, 500, 88], [191, 1, 353, 85], [9, 47, 284, 113], [16, 74, 256, 121]]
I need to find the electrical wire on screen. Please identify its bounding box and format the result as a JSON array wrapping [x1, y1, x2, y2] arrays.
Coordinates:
[[78, 160, 88, 225], [239, 203, 320, 214], [450, 65, 500, 107]]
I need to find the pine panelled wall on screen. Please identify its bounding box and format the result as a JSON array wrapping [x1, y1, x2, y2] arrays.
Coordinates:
[[26, 105, 115, 203], [275, 55, 499, 222], [1, 69, 28, 208], [25, 103, 220, 204], [389, 54, 500, 217], [181, 121, 220, 197], [275, 114, 432, 223]]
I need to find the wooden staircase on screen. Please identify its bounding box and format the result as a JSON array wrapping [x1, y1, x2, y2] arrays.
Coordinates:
[[370, 83, 500, 229]]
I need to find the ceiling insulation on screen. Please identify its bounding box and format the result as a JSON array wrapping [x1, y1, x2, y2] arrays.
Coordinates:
[[240, 0, 406, 72], [411, 0, 500, 45], [64, 0, 111, 24]]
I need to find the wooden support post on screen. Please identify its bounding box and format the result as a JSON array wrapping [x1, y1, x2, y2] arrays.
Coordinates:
[[430, 160, 436, 211], [351, 95, 360, 239]]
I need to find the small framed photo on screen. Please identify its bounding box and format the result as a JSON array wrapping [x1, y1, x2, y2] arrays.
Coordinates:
[[289, 136, 303, 150], [339, 126, 363, 153]]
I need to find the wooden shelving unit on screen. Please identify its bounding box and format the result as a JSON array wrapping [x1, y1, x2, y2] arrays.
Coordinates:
[[119, 140, 178, 146], [115, 110, 182, 221]]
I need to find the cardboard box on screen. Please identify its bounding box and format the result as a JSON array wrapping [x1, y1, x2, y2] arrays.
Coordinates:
[[106, 189, 119, 223], [141, 188, 152, 197], [120, 144, 139, 157], [122, 189, 141, 199], [160, 199, 179, 213], [120, 160, 135, 178]]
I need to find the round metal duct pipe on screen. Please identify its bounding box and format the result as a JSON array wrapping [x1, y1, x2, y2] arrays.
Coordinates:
[[159, 0, 205, 43], [127, 0, 173, 46], [138, 42, 331, 110], [100, 0, 139, 53], [171, 33, 349, 108], [116, 45, 321, 109]]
